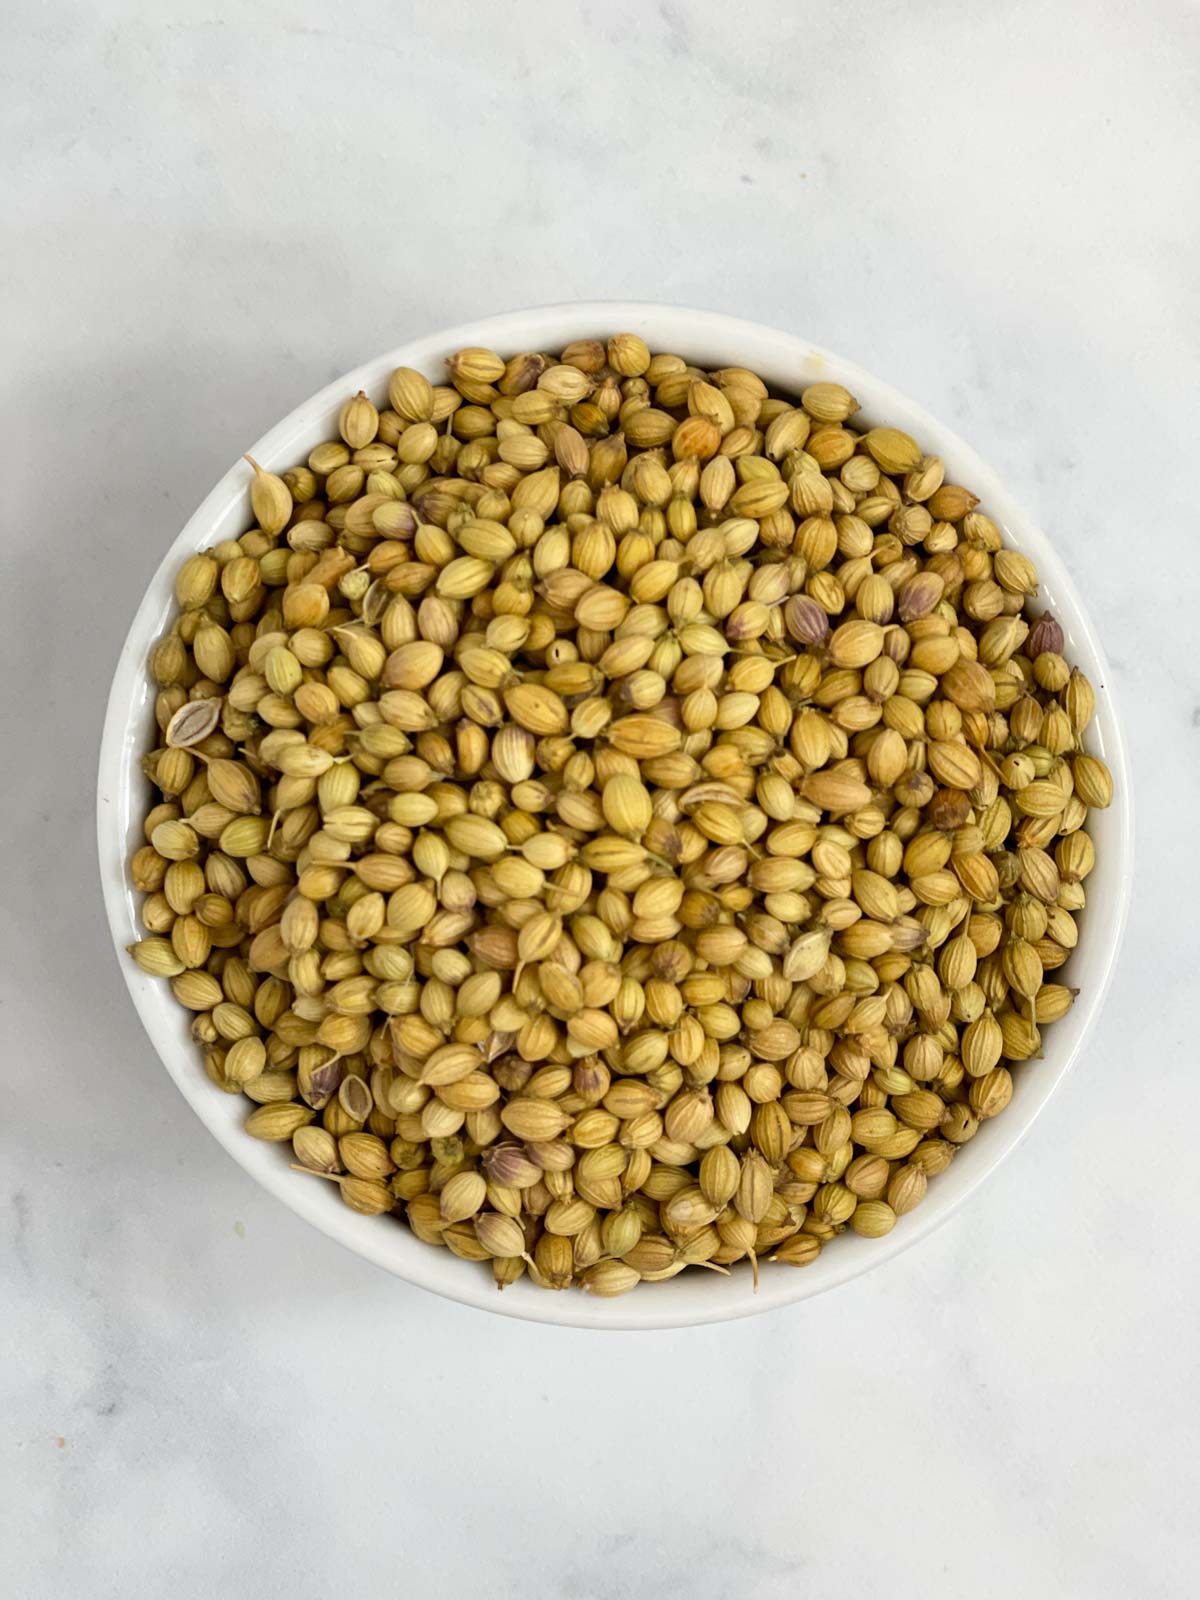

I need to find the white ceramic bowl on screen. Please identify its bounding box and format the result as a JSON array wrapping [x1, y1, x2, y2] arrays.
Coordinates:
[[98, 303, 1132, 1329]]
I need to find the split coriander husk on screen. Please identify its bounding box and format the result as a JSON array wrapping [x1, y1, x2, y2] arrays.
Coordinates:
[[127, 336, 1111, 1295]]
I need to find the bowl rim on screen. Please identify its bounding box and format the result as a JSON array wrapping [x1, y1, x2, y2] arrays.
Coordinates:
[[98, 300, 1133, 1330]]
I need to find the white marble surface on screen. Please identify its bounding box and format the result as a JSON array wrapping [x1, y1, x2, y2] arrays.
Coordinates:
[[3, 2, 1199, 1595]]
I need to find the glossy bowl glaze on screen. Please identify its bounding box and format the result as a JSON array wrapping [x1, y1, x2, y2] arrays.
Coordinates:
[[98, 303, 1132, 1328]]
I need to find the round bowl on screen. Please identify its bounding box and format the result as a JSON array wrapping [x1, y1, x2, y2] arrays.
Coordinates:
[[98, 302, 1132, 1329]]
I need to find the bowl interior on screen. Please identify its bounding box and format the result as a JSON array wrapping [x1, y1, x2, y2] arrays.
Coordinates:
[[98, 303, 1131, 1329]]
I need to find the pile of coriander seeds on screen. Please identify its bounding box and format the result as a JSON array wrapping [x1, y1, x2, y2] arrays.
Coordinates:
[[128, 334, 1113, 1296]]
